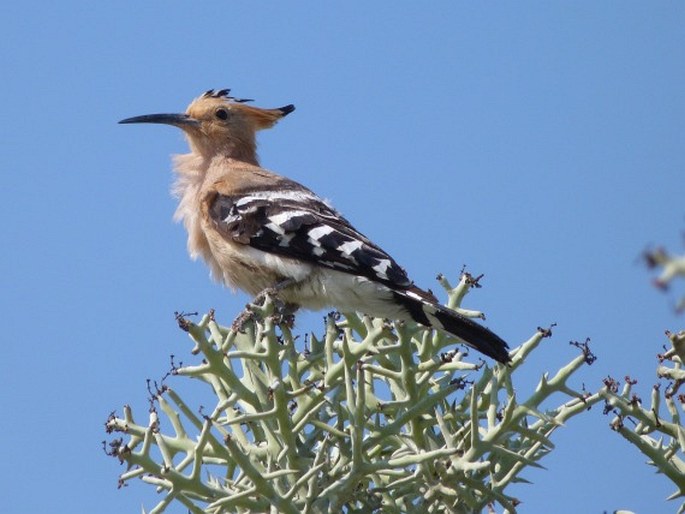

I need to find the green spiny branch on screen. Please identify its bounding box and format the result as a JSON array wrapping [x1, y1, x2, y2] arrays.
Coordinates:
[[104, 272, 599, 513]]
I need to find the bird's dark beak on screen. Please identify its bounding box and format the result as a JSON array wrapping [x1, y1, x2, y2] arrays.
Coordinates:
[[118, 113, 199, 127]]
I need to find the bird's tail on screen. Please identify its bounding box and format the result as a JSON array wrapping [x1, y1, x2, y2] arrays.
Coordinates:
[[392, 289, 511, 363]]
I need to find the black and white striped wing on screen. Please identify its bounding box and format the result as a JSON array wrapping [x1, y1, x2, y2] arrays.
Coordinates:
[[206, 187, 511, 363], [208, 189, 413, 290]]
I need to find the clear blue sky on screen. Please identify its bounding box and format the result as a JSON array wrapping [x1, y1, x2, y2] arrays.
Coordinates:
[[1, 2, 683, 512]]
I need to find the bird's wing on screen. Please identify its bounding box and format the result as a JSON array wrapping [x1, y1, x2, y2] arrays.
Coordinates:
[[206, 188, 415, 290]]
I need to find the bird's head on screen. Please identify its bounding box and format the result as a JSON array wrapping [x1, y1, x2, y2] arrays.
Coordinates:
[[119, 89, 295, 163]]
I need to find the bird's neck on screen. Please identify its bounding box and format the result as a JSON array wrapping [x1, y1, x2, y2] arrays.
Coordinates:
[[171, 151, 261, 223], [217, 142, 260, 165], [188, 135, 259, 166]]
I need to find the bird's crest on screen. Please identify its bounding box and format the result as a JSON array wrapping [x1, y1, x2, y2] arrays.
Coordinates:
[[201, 88, 254, 103]]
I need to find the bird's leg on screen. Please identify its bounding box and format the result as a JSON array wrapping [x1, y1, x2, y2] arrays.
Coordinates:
[[252, 278, 297, 306], [232, 278, 298, 332]]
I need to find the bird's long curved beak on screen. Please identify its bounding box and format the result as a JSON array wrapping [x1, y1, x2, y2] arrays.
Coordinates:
[[118, 113, 199, 127]]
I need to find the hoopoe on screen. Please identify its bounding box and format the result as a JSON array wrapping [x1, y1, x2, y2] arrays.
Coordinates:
[[120, 89, 510, 363]]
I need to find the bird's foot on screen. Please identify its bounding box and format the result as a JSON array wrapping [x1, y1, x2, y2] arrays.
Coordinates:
[[231, 299, 298, 332], [231, 279, 298, 332], [253, 278, 296, 306], [231, 308, 255, 333], [252, 286, 281, 307], [271, 304, 297, 328]]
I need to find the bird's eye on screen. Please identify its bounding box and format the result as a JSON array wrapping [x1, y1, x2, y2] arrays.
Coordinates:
[[215, 108, 229, 120]]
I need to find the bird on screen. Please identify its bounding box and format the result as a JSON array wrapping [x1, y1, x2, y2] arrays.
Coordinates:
[[119, 89, 510, 363]]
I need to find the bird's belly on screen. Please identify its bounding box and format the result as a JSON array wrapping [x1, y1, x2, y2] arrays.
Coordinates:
[[285, 269, 408, 320]]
